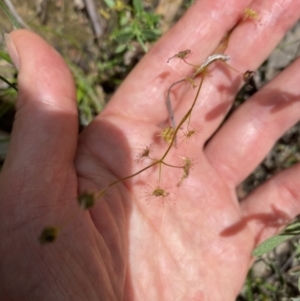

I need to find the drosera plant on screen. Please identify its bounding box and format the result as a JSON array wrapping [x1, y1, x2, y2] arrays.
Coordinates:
[[182, 125, 200, 148], [143, 182, 172, 206], [134, 143, 157, 169], [39, 7, 258, 244], [0, 2, 298, 299]]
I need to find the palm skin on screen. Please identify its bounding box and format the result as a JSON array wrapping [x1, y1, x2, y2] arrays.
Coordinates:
[[1, 0, 300, 300]]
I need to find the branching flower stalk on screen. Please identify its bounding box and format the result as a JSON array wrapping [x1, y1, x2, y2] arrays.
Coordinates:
[[39, 7, 257, 243]]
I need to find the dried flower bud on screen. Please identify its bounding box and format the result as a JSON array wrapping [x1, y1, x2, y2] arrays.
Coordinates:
[[78, 192, 95, 209], [39, 226, 59, 244], [243, 70, 255, 83], [167, 50, 191, 63], [243, 8, 259, 20], [161, 127, 176, 143]]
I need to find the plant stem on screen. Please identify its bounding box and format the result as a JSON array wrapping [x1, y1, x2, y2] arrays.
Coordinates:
[[0, 0, 21, 29]]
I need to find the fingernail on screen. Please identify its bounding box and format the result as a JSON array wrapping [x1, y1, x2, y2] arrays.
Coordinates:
[[4, 33, 20, 70]]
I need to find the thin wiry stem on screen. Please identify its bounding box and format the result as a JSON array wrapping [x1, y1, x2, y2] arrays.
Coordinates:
[[166, 78, 185, 129], [161, 73, 205, 161], [0, 75, 17, 91], [166, 54, 230, 133], [0, 0, 21, 29]]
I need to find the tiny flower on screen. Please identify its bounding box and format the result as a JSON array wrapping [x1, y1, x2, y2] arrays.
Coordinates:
[[160, 127, 176, 144]]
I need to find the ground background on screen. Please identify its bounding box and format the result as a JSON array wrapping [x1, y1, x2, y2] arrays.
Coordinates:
[[0, 1, 299, 300]]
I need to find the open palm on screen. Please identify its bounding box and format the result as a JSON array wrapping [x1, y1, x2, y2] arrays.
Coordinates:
[[1, 0, 300, 300]]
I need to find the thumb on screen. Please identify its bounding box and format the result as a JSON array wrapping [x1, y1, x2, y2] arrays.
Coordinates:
[[0, 29, 78, 228], [3, 29, 78, 172]]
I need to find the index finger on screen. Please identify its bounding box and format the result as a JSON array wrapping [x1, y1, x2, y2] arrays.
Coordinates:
[[101, 0, 253, 125]]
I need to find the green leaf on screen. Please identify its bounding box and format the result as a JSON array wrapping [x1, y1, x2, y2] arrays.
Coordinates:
[[119, 12, 130, 26], [113, 31, 134, 43], [114, 44, 127, 53], [133, 0, 143, 15], [282, 220, 300, 235], [103, 0, 115, 9], [252, 234, 293, 257], [143, 12, 161, 27], [141, 29, 161, 41], [0, 51, 12, 64], [136, 35, 147, 52]]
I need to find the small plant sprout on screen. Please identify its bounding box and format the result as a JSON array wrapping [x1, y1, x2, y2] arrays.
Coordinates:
[[39, 8, 257, 242], [179, 125, 202, 145]]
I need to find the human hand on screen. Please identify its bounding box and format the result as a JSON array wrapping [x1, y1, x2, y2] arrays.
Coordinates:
[[1, 0, 300, 300]]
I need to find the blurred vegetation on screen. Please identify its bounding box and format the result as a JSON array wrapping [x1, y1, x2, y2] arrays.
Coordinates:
[[0, 0, 184, 165], [0, 0, 183, 129]]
